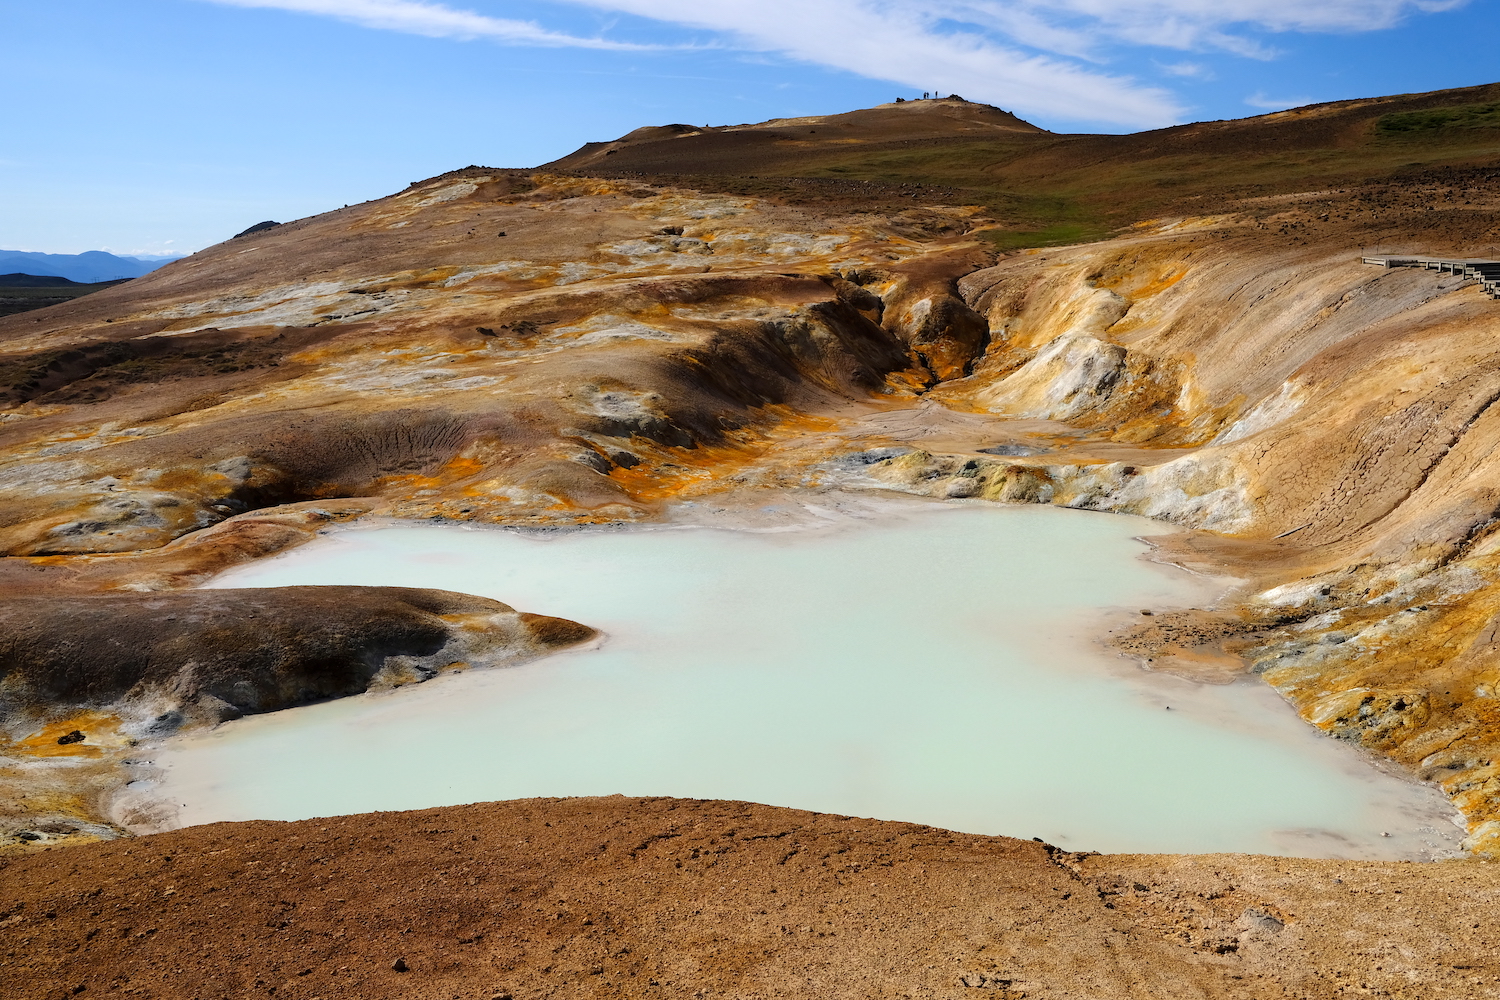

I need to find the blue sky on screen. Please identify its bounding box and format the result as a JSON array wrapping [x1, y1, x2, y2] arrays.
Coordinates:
[[3, 0, 1494, 255]]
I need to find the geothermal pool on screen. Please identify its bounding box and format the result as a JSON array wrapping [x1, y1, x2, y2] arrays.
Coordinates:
[[155, 501, 1463, 857]]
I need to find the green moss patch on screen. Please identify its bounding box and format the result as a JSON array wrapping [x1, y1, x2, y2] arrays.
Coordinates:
[[979, 223, 1102, 250], [1376, 103, 1500, 137]]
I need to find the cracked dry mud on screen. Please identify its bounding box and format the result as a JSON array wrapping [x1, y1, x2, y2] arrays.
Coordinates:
[[5, 88, 1500, 997]]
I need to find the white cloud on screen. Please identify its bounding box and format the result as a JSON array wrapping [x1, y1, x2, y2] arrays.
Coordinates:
[[197, 0, 1471, 129], [203, 0, 658, 48], [550, 0, 1188, 126]]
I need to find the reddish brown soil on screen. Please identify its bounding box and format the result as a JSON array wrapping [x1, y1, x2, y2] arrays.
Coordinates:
[[5, 796, 1497, 1000]]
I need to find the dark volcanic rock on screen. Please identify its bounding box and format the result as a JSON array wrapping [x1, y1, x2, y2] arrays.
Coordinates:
[[0, 585, 595, 727], [233, 221, 281, 238]]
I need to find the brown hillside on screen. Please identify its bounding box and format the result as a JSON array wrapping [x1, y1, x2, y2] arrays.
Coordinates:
[[546, 96, 1045, 175]]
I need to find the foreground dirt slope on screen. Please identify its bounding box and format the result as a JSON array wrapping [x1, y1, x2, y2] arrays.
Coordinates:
[[4, 796, 1496, 1000]]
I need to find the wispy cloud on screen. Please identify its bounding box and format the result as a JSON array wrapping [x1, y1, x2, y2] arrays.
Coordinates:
[[1157, 60, 1213, 79], [203, 0, 661, 49], [945, 0, 1468, 52], [1244, 91, 1313, 110]]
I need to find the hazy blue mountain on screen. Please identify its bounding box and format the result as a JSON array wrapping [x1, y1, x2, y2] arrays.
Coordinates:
[[0, 250, 181, 283]]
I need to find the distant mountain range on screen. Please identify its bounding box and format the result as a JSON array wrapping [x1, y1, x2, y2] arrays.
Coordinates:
[[0, 250, 182, 283]]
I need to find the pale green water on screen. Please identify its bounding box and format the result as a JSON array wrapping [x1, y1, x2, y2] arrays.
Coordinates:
[[156, 501, 1462, 857]]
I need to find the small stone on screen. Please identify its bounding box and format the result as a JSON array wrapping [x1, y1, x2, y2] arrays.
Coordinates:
[[392, 958, 409, 973], [57, 730, 86, 745]]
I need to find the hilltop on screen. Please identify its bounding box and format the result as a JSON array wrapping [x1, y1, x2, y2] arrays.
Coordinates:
[[548, 84, 1500, 247], [547, 95, 1045, 173]]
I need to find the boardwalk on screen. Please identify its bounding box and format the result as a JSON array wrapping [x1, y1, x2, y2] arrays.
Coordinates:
[[1363, 254, 1500, 299]]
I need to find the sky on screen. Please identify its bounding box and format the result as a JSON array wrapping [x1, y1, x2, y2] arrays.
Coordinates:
[[2, 0, 1495, 256]]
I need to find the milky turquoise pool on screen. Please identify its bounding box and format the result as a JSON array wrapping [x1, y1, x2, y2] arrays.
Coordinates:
[[154, 501, 1463, 857]]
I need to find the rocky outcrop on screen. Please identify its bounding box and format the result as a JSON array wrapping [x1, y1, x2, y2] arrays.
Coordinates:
[[0, 585, 596, 730], [857, 258, 991, 383], [0, 584, 596, 845]]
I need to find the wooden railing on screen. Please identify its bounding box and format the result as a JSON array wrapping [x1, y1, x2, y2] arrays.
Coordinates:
[[1362, 255, 1500, 299]]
